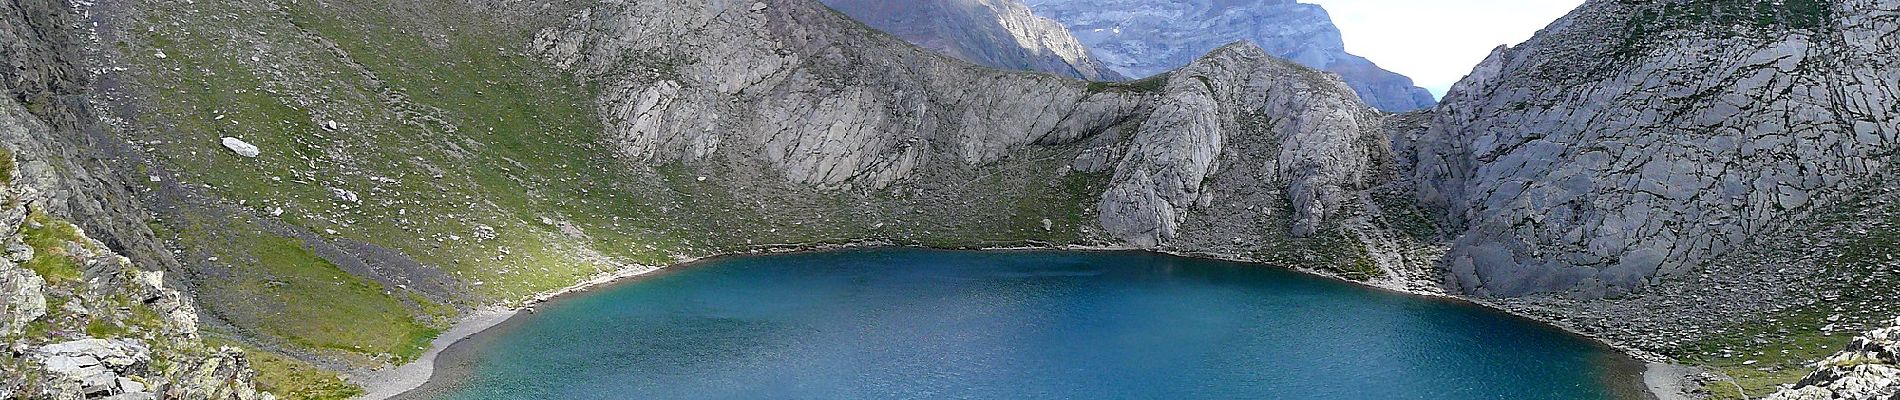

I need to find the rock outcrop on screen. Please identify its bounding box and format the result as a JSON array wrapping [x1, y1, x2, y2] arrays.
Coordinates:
[[0, 145, 273, 399], [819, 0, 1124, 81], [1766, 318, 1900, 400], [1407, 0, 1900, 297], [30, 339, 155, 399], [1096, 43, 1386, 246], [1, 0, 276, 397], [532, 0, 1403, 274], [1024, 0, 1437, 112]]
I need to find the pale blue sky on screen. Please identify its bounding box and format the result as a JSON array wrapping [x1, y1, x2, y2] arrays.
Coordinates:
[[1303, 0, 1585, 98]]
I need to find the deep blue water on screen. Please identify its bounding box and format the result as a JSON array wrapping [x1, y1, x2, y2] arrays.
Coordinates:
[[408, 249, 1645, 400]]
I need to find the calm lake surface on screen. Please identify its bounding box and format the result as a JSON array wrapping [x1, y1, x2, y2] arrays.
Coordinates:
[[402, 249, 1648, 399]]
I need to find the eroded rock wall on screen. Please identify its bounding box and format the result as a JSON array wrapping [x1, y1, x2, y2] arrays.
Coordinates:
[[1410, 0, 1900, 297], [529, 0, 1412, 281]]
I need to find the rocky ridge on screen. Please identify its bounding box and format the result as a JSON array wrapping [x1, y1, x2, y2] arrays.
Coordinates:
[[1766, 318, 1900, 399], [0, 146, 272, 399], [533, 0, 1419, 278], [1023, 0, 1438, 112], [1408, 0, 1900, 297], [819, 0, 1124, 81]]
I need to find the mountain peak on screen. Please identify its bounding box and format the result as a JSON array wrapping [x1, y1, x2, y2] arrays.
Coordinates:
[[819, 0, 1125, 80], [1025, 0, 1438, 112]]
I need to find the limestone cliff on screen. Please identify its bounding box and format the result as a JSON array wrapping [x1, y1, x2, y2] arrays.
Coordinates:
[[819, 0, 1124, 81], [1408, 0, 1900, 297], [532, 0, 1413, 279]]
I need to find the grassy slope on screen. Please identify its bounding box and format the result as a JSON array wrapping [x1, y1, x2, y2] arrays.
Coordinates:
[[115, 0, 1114, 395], [1666, 194, 1900, 399]]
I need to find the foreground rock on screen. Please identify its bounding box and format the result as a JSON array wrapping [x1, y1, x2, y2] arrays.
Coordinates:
[[1767, 318, 1900, 400]]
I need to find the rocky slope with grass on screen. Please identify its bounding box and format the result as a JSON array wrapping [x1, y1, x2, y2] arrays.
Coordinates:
[[532, 0, 1421, 277], [818, 0, 1123, 81], [0, 146, 272, 398], [3, 0, 1900, 398], [1765, 318, 1900, 400], [1412, 0, 1900, 397], [1411, 0, 1898, 298], [1023, 0, 1438, 112]]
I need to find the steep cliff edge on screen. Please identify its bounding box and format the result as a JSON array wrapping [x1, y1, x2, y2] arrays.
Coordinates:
[[1412, 0, 1900, 396], [1411, 0, 1899, 297], [531, 0, 1421, 279], [0, 137, 272, 398], [819, 0, 1124, 81], [1024, 0, 1438, 112]]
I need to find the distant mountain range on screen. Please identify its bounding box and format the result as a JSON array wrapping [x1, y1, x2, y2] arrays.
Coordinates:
[[819, 0, 1125, 81], [1025, 0, 1437, 112], [822, 0, 1437, 112]]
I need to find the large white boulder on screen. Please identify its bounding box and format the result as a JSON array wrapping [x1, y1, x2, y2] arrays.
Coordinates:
[[220, 137, 260, 158]]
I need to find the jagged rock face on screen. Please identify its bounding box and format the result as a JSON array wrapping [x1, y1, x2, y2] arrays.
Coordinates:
[[0, 0, 179, 276], [819, 0, 1124, 81], [1407, 0, 1900, 297], [1023, 0, 1437, 112], [0, 162, 45, 342], [535, 0, 1392, 255], [0, 1, 274, 397], [0, 147, 269, 398], [0, 261, 44, 341], [533, 0, 1146, 191], [1097, 44, 1386, 246], [163, 348, 277, 400], [30, 339, 154, 399], [1766, 318, 1900, 400]]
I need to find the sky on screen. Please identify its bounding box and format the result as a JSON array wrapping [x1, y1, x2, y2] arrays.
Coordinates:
[[1303, 0, 1586, 98]]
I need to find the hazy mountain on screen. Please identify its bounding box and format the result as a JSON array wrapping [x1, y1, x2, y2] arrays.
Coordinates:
[[1024, 0, 1438, 112], [820, 0, 1125, 80]]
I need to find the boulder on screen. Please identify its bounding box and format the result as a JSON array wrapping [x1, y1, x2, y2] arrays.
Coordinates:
[[219, 137, 260, 158], [30, 339, 155, 399], [1765, 318, 1900, 400]]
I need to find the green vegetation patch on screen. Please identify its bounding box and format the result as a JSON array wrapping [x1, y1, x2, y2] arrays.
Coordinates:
[[0, 147, 15, 185], [242, 234, 438, 361], [1613, 0, 1834, 61], [21, 210, 88, 285], [210, 338, 366, 400], [1243, 205, 1386, 281], [1087, 75, 1170, 94], [1671, 194, 1900, 399]]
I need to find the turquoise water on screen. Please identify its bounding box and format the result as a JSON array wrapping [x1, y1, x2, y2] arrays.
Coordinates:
[[405, 249, 1646, 399]]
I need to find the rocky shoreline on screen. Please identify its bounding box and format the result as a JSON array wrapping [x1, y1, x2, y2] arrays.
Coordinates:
[[357, 241, 1688, 400]]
